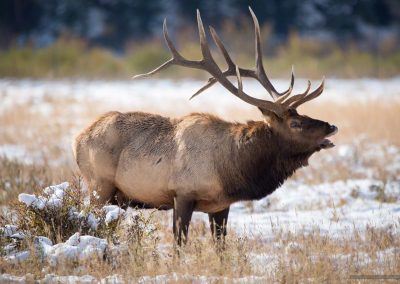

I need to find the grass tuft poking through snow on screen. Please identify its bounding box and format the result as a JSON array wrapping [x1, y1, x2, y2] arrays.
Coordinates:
[[1, 180, 124, 260], [1, 181, 160, 281], [7, 180, 120, 244]]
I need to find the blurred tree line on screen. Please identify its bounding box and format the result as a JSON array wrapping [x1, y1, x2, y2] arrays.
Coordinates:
[[0, 0, 399, 51], [0, 0, 399, 78]]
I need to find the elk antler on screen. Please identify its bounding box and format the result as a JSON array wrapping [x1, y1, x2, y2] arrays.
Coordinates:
[[133, 7, 325, 116]]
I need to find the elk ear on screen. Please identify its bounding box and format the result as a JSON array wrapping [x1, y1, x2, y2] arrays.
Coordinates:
[[258, 107, 280, 121]]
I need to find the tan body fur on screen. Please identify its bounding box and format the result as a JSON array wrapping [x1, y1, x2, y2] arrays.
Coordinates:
[[74, 111, 239, 213]]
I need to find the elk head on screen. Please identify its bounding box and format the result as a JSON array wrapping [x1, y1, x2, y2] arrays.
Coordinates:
[[260, 106, 337, 165], [133, 7, 338, 156]]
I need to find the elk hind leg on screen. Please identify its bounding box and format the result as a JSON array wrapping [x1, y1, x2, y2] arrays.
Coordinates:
[[173, 196, 195, 246], [208, 207, 230, 248]]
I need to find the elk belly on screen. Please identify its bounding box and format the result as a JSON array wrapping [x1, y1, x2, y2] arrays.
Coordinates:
[[114, 154, 174, 207], [168, 169, 230, 213], [194, 198, 231, 213]]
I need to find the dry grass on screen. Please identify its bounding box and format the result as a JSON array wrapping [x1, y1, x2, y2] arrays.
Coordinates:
[[271, 225, 400, 282], [0, 91, 399, 281], [0, 158, 55, 206], [1, 211, 399, 282], [300, 100, 400, 146]]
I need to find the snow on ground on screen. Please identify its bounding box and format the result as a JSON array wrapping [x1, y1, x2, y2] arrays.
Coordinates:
[[18, 182, 69, 210], [4, 232, 108, 266], [0, 273, 271, 283], [1, 79, 399, 281], [0, 144, 43, 164], [1, 78, 400, 115], [225, 178, 400, 238], [2, 183, 121, 265], [102, 205, 125, 224]]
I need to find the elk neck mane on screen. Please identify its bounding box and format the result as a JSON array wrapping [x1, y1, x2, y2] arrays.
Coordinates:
[[217, 119, 313, 201]]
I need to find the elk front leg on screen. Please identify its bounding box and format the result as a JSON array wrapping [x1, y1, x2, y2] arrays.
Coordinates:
[[88, 179, 116, 205], [173, 196, 195, 246], [208, 207, 230, 242]]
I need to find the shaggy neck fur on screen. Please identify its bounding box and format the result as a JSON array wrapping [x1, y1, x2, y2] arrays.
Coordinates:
[[219, 121, 316, 201]]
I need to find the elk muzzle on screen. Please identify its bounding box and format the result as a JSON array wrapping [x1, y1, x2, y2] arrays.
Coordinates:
[[319, 125, 338, 149]]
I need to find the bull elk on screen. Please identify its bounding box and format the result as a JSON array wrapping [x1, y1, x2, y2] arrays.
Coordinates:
[[73, 8, 337, 245]]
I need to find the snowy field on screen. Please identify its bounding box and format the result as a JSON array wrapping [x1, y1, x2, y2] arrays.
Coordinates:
[[0, 78, 399, 282]]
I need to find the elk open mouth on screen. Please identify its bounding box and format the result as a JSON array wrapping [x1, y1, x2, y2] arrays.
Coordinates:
[[319, 125, 338, 149]]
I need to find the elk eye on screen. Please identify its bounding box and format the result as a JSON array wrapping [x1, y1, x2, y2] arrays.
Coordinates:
[[290, 121, 301, 129]]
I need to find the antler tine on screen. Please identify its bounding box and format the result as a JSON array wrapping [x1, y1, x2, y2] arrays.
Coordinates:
[[189, 78, 217, 100], [209, 26, 257, 76], [132, 20, 176, 79], [275, 67, 296, 103], [282, 66, 295, 96], [249, 7, 280, 99], [235, 66, 283, 115], [188, 26, 237, 100], [209, 26, 236, 70], [282, 80, 311, 107], [236, 65, 243, 92], [287, 80, 311, 106], [290, 78, 325, 108], [190, 23, 257, 99], [249, 7, 298, 101], [132, 59, 174, 79], [133, 18, 203, 79], [209, 26, 258, 80], [275, 90, 292, 104], [197, 10, 216, 66], [163, 19, 183, 60]]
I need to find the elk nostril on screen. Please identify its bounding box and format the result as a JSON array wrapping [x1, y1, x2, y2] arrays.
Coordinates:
[[329, 125, 338, 134]]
